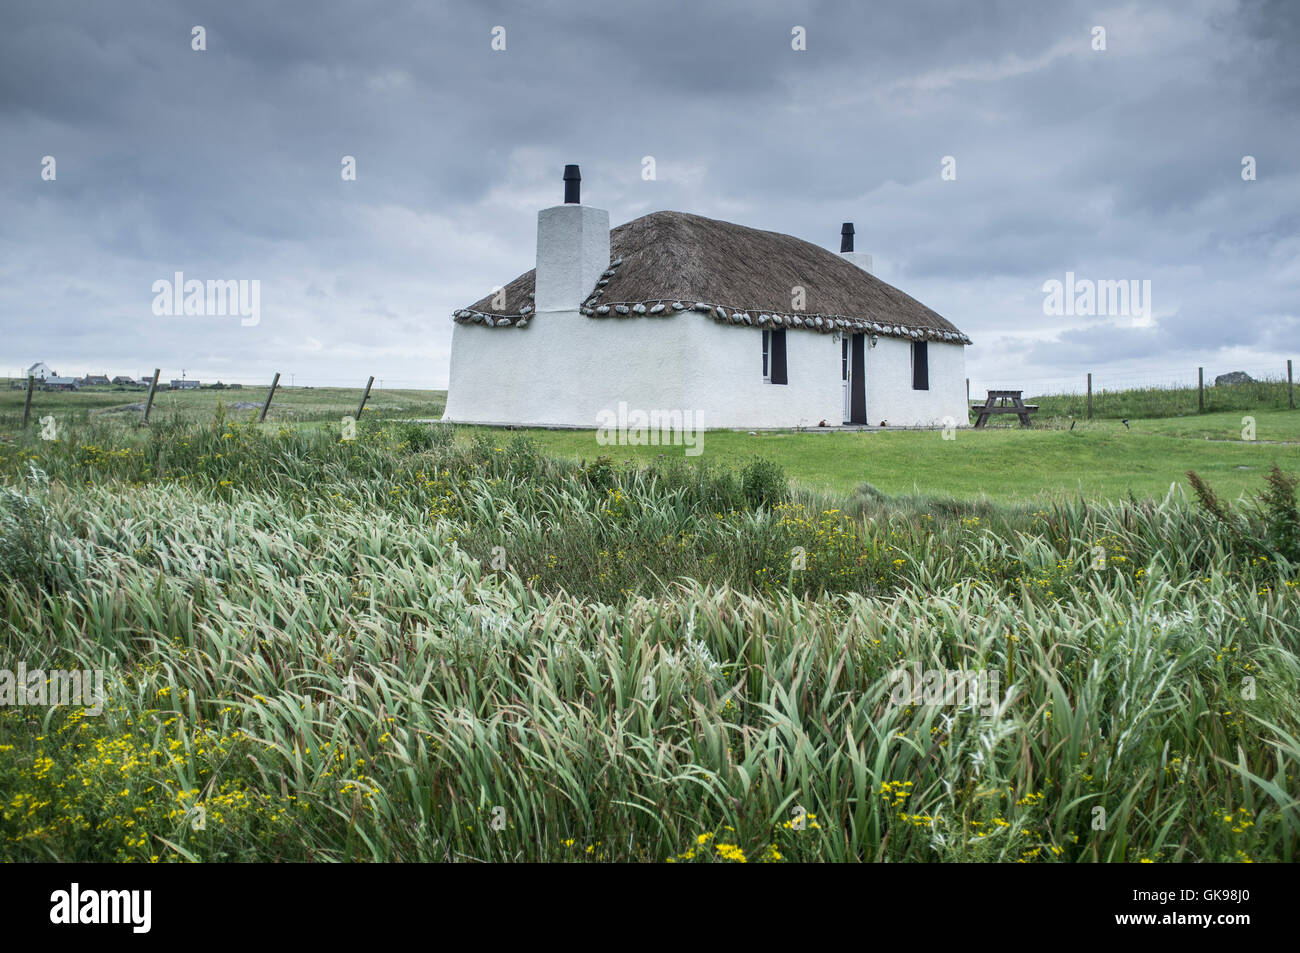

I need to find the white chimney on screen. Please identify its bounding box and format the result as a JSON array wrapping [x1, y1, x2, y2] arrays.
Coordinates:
[[842, 251, 873, 274], [838, 221, 873, 274], [533, 164, 610, 313]]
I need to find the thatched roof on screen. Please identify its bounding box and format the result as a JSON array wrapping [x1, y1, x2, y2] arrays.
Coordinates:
[[452, 210, 970, 343]]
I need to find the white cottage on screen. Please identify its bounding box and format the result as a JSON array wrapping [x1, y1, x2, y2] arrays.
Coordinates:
[[443, 167, 971, 430]]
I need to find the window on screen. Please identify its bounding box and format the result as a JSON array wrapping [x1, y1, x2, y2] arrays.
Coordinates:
[[911, 340, 929, 390], [765, 329, 787, 385]]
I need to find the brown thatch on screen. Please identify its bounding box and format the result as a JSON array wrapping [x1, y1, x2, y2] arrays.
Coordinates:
[[453, 210, 969, 342]]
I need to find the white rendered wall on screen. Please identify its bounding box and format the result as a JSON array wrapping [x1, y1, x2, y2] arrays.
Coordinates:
[[443, 310, 694, 427], [862, 338, 967, 427], [444, 314, 966, 429], [444, 312, 835, 429], [679, 320, 840, 429]]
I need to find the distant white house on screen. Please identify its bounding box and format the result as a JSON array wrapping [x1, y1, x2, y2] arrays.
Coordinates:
[[444, 166, 971, 430], [25, 362, 55, 380]]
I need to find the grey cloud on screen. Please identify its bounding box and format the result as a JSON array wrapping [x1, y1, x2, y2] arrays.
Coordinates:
[[0, 0, 1295, 391]]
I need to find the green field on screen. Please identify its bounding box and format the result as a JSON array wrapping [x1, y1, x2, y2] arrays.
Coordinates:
[[9, 383, 1296, 503], [1, 387, 1297, 863], [0, 381, 446, 427], [1029, 377, 1295, 421], [500, 410, 1300, 502]]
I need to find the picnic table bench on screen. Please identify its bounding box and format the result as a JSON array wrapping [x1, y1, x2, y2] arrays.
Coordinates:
[[971, 389, 1038, 428]]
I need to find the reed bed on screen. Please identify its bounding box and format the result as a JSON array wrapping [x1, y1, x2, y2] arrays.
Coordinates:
[[1, 420, 1297, 862]]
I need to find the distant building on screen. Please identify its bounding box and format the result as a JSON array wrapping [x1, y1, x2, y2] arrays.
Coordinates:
[[25, 362, 55, 380], [42, 377, 80, 391], [112, 375, 140, 386], [138, 376, 156, 387], [80, 375, 110, 386], [169, 380, 200, 390]]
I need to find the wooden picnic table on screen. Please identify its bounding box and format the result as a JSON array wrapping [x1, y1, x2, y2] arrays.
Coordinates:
[[971, 389, 1038, 428]]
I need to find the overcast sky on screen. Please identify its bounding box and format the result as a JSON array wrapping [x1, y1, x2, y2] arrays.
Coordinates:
[[2, 0, 1296, 394]]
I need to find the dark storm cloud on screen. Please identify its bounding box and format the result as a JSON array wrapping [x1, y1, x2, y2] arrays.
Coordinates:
[[0, 0, 1295, 391]]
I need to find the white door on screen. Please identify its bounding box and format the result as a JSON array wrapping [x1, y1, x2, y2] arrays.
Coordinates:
[[842, 338, 851, 422]]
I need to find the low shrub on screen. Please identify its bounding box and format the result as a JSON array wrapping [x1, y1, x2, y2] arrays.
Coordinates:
[[1188, 464, 1300, 563]]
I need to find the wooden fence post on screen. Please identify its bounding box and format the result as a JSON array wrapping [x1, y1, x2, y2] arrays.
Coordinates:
[[1198, 366, 1204, 414], [142, 369, 161, 424], [259, 372, 280, 423], [1289, 359, 1295, 410], [1086, 373, 1092, 420], [355, 376, 374, 421], [21, 375, 34, 429]]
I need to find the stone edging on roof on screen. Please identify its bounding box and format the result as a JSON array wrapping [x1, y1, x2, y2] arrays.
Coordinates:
[[450, 256, 973, 345]]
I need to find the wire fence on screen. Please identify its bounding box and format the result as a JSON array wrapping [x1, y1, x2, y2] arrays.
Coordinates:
[[971, 360, 1290, 397], [969, 358, 1296, 420], [5, 375, 438, 390]]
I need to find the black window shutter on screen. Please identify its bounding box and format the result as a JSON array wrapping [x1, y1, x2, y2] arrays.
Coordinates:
[[851, 333, 866, 423], [912, 341, 929, 390], [770, 330, 788, 385]]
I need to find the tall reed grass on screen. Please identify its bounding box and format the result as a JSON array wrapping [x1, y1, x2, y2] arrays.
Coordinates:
[[1, 421, 1296, 861]]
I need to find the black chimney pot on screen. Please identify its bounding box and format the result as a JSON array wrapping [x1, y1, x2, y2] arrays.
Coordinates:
[[840, 222, 855, 253], [563, 164, 581, 204]]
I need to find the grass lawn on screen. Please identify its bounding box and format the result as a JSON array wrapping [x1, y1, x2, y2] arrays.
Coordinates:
[[1127, 408, 1300, 442], [6, 383, 1297, 503], [490, 413, 1300, 503]]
